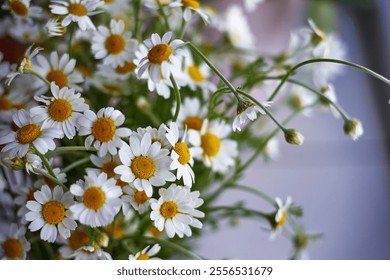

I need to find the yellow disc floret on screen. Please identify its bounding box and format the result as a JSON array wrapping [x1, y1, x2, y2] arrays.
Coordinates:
[[182, 0, 200, 9], [137, 253, 150, 260], [115, 61, 137, 74], [174, 142, 191, 165], [131, 156, 156, 179], [101, 161, 118, 178], [83, 187, 106, 211], [160, 201, 178, 219], [184, 116, 203, 131], [148, 44, 172, 64], [16, 124, 41, 144], [67, 3, 88, 16], [134, 190, 149, 204], [48, 99, 72, 122], [0, 97, 13, 111], [2, 239, 23, 259], [92, 117, 116, 143], [188, 65, 204, 83], [201, 132, 221, 157], [42, 201, 65, 225], [69, 230, 90, 250], [46, 70, 69, 88], [10, 0, 29, 16], [105, 35, 126, 55]]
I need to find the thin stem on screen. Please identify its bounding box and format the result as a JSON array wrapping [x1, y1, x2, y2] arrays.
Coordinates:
[[28, 71, 50, 86], [32, 167, 67, 190], [229, 184, 276, 206], [206, 206, 269, 219], [170, 75, 181, 121], [133, 0, 141, 40], [62, 156, 90, 173], [47, 146, 97, 156], [178, 16, 187, 39], [68, 23, 75, 58], [268, 58, 390, 101], [156, 0, 171, 31]]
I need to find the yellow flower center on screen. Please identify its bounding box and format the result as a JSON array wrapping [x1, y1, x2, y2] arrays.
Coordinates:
[[174, 142, 191, 165], [188, 65, 204, 83], [115, 61, 137, 74], [104, 0, 115, 3], [2, 239, 23, 259], [116, 179, 128, 188], [67, 3, 88, 16], [184, 116, 203, 131], [276, 211, 287, 228], [105, 34, 126, 55], [48, 99, 72, 122], [0, 97, 13, 111], [10, 0, 29, 16], [83, 187, 106, 211], [46, 70, 69, 88], [92, 117, 116, 143], [149, 226, 163, 237], [134, 190, 148, 204], [16, 124, 41, 145], [77, 65, 93, 77], [137, 253, 150, 260], [182, 0, 200, 9], [69, 230, 90, 250], [131, 156, 155, 179], [101, 161, 118, 178], [105, 224, 123, 238], [148, 44, 172, 64], [20, 57, 33, 73], [44, 177, 57, 189], [42, 201, 65, 225], [27, 189, 37, 201], [160, 201, 178, 219], [201, 132, 221, 157], [14, 103, 25, 110]]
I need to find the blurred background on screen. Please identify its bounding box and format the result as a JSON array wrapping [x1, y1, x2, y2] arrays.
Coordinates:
[[197, 0, 390, 259]]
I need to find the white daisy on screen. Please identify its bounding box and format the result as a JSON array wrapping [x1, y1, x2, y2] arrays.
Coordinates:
[[46, 17, 67, 37], [72, 245, 112, 260], [6, 45, 43, 86], [8, 21, 41, 44], [169, 0, 210, 23], [70, 171, 122, 227], [33, 51, 84, 95], [25, 185, 77, 243], [135, 124, 171, 150], [114, 132, 175, 197], [136, 32, 186, 97], [96, 60, 137, 81], [270, 196, 292, 239], [232, 100, 272, 132], [58, 226, 91, 259], [129, 244, 161, 260], [49, 0, 104, 31], [2, 0, 43, 23], [165, 122, 201, 188], [101, 0, 131, 15], [0, 223, 30, 260], [91, 19, 138, 67], [188, 119, 238, 173], [30, 83, 88, 139], [78, 107, 132, 157], [149, 184, 201, 238], [0, 109, 63, 158], [174, 97, 207, 131], [122, 184, 150, 216]]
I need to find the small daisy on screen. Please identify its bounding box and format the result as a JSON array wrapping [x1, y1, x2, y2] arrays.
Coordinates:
[[101, 0, 131, 15], [174, 97, 207, 132], [136, 32, 186, 94], [91, 19, 138, 67], [232, 100, 272, 132], [0, 223, 31, 260], [169, 0, 210, 23], [2, 0, 43, 23], [45, 17, 67, 37], [72, 245, 112, 260], [30, 83, 88, 140], [58, 226, 91, 259], [135, 124, 171, 150], [270, 196, 292, 239], [115, 132, 175, 197], [25, 185, 77, 243], [78, 107, 132, 157], [70, 171, 122, 227], [129, 244, 161, 260], [188, 119, 238, 173], [122, 184, 151, 215], [49, 0, 104, 31], [150, 184, 201, 238], [8, 21, 41, 44], [96, 60, 137, 80], [165, 122, 201, 187], [6, 45, 43, 86], [0, 109, 63, 158], [33, 51, 84, 94]]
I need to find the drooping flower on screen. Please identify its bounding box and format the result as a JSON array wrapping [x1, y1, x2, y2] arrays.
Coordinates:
[[270, 196, 292, 239], [45, 17, 66, 37], [233, 100, 272, 132]]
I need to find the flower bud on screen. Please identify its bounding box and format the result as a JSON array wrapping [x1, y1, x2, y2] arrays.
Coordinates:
[[284, 129, 304, 145], [136, 97, 151, 113], [343, 118, 363, 141]]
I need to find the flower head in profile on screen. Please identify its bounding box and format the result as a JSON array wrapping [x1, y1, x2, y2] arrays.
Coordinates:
[[233, 99, 272, 132], [49, 0, 104, 31], [270, 196, 292, 239], [70, 171, 122, 227], [78, 107, 132, 157], [25, 185, 77, 243], [46, 17, 67, 37], [129, 244, 161, 260], [31, 83, 89, 139], [0, 223, 31, 260], [284, 129, 304, 146], [343, 118, 363, 141]]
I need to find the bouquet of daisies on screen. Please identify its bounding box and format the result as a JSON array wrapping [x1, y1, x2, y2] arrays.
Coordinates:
[[0, 0, 388, 260]]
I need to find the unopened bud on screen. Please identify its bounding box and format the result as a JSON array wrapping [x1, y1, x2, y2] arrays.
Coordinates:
[[343, 118, 363, 141], [136, 97, 151, 113], [284, 129, 304, 145]]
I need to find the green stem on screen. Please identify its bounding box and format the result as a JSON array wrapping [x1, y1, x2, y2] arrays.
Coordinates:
[[206, 206, 269, 219], [178, 16, 187, 39], [32, 167, 67, 190], [156, 0, 171, 31], [229, 184, 276, 206], [47, 146, 97, 156], [170, 75, 181, 121], [28, 70, 50, 86], [68, 23, 75, 58], [62, 156, 90, 173], [133, 0, 141, 40], [268, 58, 390, 101]]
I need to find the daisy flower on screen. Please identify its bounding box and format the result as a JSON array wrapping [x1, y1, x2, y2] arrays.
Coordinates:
[[78, 107, 132, 157], [150, 184, 202, 238], [2, 0, 43, 23], [174, 97, 207, 131], [0, 223, 30, 260], [8, 21, 41, 44], [91, 19, 138, 68], [188, 119, 238, 173], [270, 196, 292, 239], [6, 45, 43, 86], [58, 226, 91, 259], [136, 32, 186, 97], [135, 124, 171, 150], [165, 122, 201, 187], [30, 83, 88, 139], [25, 185, 77, 243], [232, 100, 272, 132], [115, 132, 175, 197], [33, 51, 84, 94], [129, 244, 161, 260], [0, 109, 63, 158], [72, 245, 112, 260], [45, 17, 67, 37], [122, 184, 151, 215], [96, 60, 138, 80], [49, 0, 104, 31], [169, 0, 210, 23], [101, 0, 131, 15], [70, 171, 122, 227]]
